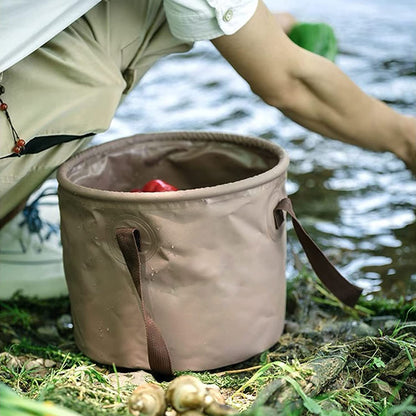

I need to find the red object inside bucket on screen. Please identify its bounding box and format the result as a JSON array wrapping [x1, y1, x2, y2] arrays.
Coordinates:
[[130, 179, 178, 193]]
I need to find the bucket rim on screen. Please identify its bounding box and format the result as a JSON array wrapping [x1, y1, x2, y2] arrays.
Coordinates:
[[57, 130, 290, 202]]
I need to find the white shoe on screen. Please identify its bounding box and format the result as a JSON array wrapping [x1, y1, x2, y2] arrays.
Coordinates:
[[0, 180, 68, 299]]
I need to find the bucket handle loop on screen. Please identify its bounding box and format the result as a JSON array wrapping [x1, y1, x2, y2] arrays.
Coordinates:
[[116, 228, 173, 376], [275, 197, 363, 307]]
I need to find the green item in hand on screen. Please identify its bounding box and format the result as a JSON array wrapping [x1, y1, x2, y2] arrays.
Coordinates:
[[288, 22, 338, 61]]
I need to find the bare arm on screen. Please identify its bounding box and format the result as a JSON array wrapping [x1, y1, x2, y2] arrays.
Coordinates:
[[211, 1, 416, 171]]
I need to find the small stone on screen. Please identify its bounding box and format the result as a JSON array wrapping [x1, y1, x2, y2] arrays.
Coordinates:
[[44, 359, 56, 368], [284, 320, 300, 334], [25, 358, 45, 371], [24, 358, 56, 377], [333, 321, 378, 340], [107, 370, 154, 388], [0, 352, 22, 369], [37, 325, 60, 341], [367, 315, 398, 328]]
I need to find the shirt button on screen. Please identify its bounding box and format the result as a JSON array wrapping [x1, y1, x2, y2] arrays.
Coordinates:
[[223, 8, 233, 22]]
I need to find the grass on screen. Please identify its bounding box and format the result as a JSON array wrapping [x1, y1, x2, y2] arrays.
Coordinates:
[[1, 355, 135, 416], [1, 272, 416, 416]]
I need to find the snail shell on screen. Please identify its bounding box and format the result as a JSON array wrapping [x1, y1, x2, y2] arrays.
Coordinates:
[[166, 376, 208, 412], [204, 388, 234, 416], [128, 383, 166, 416], [204, 400, 235, 416], [205, 385, 225, 405], [166, 376, 235, 416]]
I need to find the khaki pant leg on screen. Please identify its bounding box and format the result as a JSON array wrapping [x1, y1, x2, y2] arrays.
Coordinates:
[[0, 0, 192, 219], [0, 138, 93, 219]]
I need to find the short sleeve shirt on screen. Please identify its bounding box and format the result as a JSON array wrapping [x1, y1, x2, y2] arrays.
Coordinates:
[[0, 0, 100, 73], [164, 0, 259, 41], [0, 0, 258, 72]]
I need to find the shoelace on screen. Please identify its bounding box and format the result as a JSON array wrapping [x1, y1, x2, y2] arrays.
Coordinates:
[[18, 188, 60, 243]]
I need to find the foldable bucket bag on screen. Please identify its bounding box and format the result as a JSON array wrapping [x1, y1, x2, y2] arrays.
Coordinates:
[[57, 131, 361, 374]]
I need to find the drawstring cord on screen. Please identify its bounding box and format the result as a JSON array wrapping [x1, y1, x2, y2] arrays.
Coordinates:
[[0, 73, 26, 155]]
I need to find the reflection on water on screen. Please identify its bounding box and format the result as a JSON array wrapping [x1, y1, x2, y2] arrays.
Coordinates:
[[94, 0, 416, 298]]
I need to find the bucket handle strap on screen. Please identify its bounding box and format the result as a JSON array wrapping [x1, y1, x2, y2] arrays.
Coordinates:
[[275, 197, 362, 307], [116, 228, 173, 375]]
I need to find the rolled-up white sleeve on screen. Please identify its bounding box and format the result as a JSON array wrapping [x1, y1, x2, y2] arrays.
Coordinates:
[[163, 0, 258, 41]]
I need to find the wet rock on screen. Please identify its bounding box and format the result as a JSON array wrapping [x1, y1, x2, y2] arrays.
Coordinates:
[[57, 314, 74, 333], [37, 324, 60, 342], [320, 320, 378, 340], [367, 315, 399, 331], [344, 321, 378, 338]]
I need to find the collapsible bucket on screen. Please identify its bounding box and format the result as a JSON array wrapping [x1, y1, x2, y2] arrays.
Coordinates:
[[57, 131, 361, 374]]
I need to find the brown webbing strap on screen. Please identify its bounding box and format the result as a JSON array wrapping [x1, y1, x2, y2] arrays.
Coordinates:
[[275, 198, 362, 307], [116, 228, 172, 375]]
